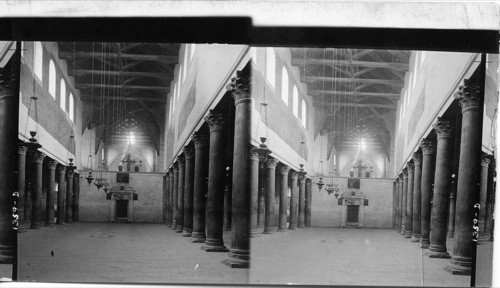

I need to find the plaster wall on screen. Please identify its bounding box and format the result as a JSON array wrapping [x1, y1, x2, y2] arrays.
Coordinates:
[[79, 172, 163, 223], [311, 177, 393, 228]]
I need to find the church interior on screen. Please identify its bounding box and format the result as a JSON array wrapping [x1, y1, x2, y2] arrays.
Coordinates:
[[0, 40, 497, 286]]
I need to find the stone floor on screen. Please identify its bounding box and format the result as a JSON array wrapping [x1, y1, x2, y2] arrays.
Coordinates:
[[17, 223, 248, 284], [250, 227, 493, 286]]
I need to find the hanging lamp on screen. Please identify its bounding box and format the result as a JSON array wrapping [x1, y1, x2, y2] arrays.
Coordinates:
[[24, 76, 42, 152]]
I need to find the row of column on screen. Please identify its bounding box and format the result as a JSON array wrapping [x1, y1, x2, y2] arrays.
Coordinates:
[[249, 156, 313, 235], [17, 143, 79, 230], [392, 80, 492, 275], [162, 66, 252, 268]]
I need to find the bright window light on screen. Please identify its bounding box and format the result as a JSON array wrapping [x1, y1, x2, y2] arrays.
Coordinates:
[[360, 138, 366, 151], [128, 132, 135, 144]]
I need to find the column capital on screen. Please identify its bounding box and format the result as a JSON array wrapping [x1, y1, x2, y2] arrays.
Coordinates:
[[433, 117, 453, 138], [481, 155, 491, 167], [165, 171, 170, 177], [249, 146, 260, 161], [192, 132, 207, 148], [279, 164, 290, 175], [226, 69, 251, 105], [47, 159, 58, 170], [177, 155, 185, 168], [299, 175, 306, 184], [290, 171, 299, 179], [168, 168, 174, 176], [66, 165, 76, 178], [172, 162, 179, 173], [265, 157, 279, 169], [204, 110, 224, 131], [56, 164, 66, 176], [454, 78, 481, 112], [413, 150, 423, 166], [420, 138, 436, 155], [306, 178, 312, 184], [395, 178, 399, 183], [30, 151, 46, 164], [183, 146, 195, 160], [398, 173, 404, 180], [18, 145, 28, 155], [406, 161, 414, 172], [402, 168, 408, 178]]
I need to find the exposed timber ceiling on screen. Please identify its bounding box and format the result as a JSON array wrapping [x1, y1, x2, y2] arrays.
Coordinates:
[[290, 48, 410, 155], [58, 42, 180, 152]]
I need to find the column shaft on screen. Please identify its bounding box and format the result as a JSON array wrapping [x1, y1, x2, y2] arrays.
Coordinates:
[[405, 162, 414, 238], [289, 172, 299, 230], [257, 162, 265, 228], [411, 151, 423, 242], [45, 160, 58, 226], [192, 132, 208, 242], [264, 158, 278, 233], [163, 174, 168, 224], [171, 164, 179, 229], [420, 138, 436, 248], [65, 165, 75, 223], [56, 165, 66, 225], [478, 156, 490, 239], [30, 151, 45, 229], [176, 155, 185, 233], [428, 118, 453, 258], [398, 175, 404, 232], [72, 173, 80, 222], [305, 179, 312, 227], [483, 161, 495, 240], [250, 149, 259, 235], [18, 145, 28, 229], [202, 111, 227, 252], [298, 175, 306, 228], [401, 169, 408, 235], [183, 146, 195, 236], [278, 165, 290, 231]]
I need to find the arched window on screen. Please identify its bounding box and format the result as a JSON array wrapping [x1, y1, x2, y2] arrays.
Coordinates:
[[33, 42, 43, 81], [281, 67, 288, 105], [266, 48, 276, 88], [59, 78, 66, 111], [292, 86, 298, 116], [48, 60, 56, 99], [301, 100, 307, 127], [69, 93, 74, 122]]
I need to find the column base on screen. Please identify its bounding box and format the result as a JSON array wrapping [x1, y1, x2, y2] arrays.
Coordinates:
[[420, 238, 430, 249], [427, 245, 451, 258], [298, 223, 305, 228], [444, 256, 472, 275], [410, 234, 421, 242], [202, 238, 229, 252], [30, 223, 42, 229], [171, 221, 176, 230], [222, 248, 250, 268], [257, 224, 264, 228], [55, 221, 64, 225], [44, 222, 55, 227], [191, 232, 206, 243], [400, 228, 406, 235], [404, 230, 412, 238], [223, 225, 231, 231], [65, 219, 73, 224], [263, 227, 274, 234], [182, 229, 192, 237], [447, 231, 454, 238], [277, 228, 287, 232], [288, 227, 297, 230]]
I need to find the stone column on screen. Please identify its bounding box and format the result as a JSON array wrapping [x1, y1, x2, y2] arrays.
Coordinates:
[[405, 161, 414, 238], [250, 147, 260, 236], [428, 118, 453, 258], [56, 165, 66, 225], [192, 132, 208, 243], [420, 137, 436, 248], [278, 165, 290, 232], [392, 181, 396, 229], [65, 165, 76, 224], [397, 174, 403, 232], [447, 175, 457, 238], [223, 168, 232, 232], [30, 151, 46, 229], [224, 69, 252, 267], [478, 156, 490, 239], [163, 171, 171, 226], [411, 151, 423, 242], [394, 178, 400, 231], [72, 172, 80, 222], [176, 154, 185, 233], [447, 82, 483, 274], [483, 160, 495, 240], [264, 158, 278, 234], [202, 111, 228, 252], [401, 168, 408, 235], [167, 169, 174, 227], [305, 178, 312, 227], [289, 171, 299, 230], [18, 145, 28, 229], [171, 163, 179, 229], [45, 160, 58, 226], [298, 175, 306, 228], [183, 146, 195, 237]]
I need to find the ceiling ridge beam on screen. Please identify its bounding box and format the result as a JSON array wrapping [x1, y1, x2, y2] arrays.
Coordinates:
[[309, 91, 400, 98], [69, 69, 171, 79], [304, 76, 404, 86], [59, 51, 178, 63], [291, 58, 409, 70], [76, 83, 169, 91]]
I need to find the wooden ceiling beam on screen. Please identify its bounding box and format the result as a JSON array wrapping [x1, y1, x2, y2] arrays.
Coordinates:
[[59, 51, 178, 63], [351, 49, 375, 60], [69, 69, 170, 79], [76, 83, 170, 91], [312, 102, 396, 109], [291, 58, 409, 70], [81, 96, 166, 102], [309, 90, 400, 98], [304, 76, 404, 86]]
